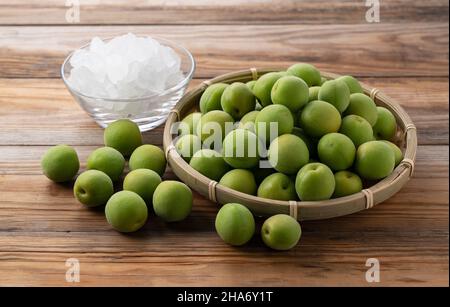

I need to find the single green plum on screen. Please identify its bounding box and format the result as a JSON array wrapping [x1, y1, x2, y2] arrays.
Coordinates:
[[373, 106, 397, 141], [287, 63, 321, 87], [381, 140, 403, 166], [189, 149, 230, 181], [355, 141, 395, 180], [104, 119, 142, 157], [175, 134, 202, 162], [252, 72, 285, 106], [221, 82, 256, 120], [333, 170, 363, 198], [219, 169, 257, 195], [271, 76, 309, 113], [152, 181, 193, 222], [257, 173, 297, 201], [318, 79, 350, 112], [215, 203, 255, 246], [339, 115, 374, 147], [317, 133, 356, 171], [255, 104, 294, 143], [268, 134, 309, 175], [344, 93, 378, 126], [105, 191, 148, 232], [336, 75, 363, 94], [196, 110, 234, 146], [74, 170, 114, 207], [295, 163, 335, 201], [300, 100, 341, 138], [129, 144, 167, 176], [41, 145, 79, 182], [86, 146, 125, 181], [123, 169, 162, 204], [222, 129, 262, 169], [261, 214, 301, 251], [199, 83, 228, 113]]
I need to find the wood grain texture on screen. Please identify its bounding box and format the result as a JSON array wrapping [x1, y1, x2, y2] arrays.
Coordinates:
[[0, 0, 448, 25], [0, 23, 448, 79], [0, 77, 447, 146]]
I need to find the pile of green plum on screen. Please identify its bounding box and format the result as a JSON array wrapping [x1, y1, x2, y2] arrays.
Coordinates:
[[41, 119, 193, 233], [177, 62, 403, 202]]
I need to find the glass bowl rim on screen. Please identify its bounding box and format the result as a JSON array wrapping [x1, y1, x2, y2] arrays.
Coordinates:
[[60, 35, 196, 102]]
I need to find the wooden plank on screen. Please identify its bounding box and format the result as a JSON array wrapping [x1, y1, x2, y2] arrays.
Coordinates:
[[0, 23, 448, 78], [0, 145, 447, 232], [0, 0, 448, 25], [0, 77, 447, 146]]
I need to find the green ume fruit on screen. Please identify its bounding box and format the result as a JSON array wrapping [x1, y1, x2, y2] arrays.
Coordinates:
[[336, 75, 363, 94], [255, 104, 294, 143], [373, 107, 397, 140], [355, 141, 395, 180], [215, 203, 255, 246], [257, 173, 297, 201], [295, 163, 335, 201], [300, 100, 341, 138], [189, 149, 230, 181], [345, 93, 378, 126], [268, 134, 309, 175], [41, 145, 79, 182], [123, 169, 161, 204], [261, 214, 301, 251], [252, 72, 285, 106], [219, 169, 257, 195], [317, 133, 356, 171], [308, 86, 320, 102], [287, 63, 321, 87], [129, 144, 167, 176], [339, 115, 374, 147], [196, 110, 234, 145], [333, 171, 363, 198], [246, 80, 256, 91], [178, 112, 201, 136], [175, 134, 202, 162], [381, 140, 403, 166], [87, 147, 125, 181], [222, 129, 262, 169], [105, 191, 148, 233], [74, 170, 114, 207], [238, 110, 259, 132], [153, 181, 193, 222], [271, 76, 309, 113], [199, 83, 228, 113], [104, 119, 142, 157], [221, 82, 256, 120], [318, 79, 350, 112]]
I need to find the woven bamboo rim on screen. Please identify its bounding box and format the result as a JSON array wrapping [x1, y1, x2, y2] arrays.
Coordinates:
[[163, 68, 417, 221]]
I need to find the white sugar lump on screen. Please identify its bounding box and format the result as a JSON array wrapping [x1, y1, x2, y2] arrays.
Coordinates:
[[67, 33, 184, 99]]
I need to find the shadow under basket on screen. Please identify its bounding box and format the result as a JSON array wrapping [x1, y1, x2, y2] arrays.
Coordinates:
[[163, 68, 417, 221]]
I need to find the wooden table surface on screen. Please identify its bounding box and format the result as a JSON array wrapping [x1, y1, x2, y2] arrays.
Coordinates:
[[0, 1, 448, 287]]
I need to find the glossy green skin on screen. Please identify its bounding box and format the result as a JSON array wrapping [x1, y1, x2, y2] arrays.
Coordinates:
[[300, 100, 341, 138], [219, 169, 257, 195], [196, 110, 234, 145], [199, 83, 228, 113], [286, 63, 321, 87], [178, 112, 202, 136], [317, 133, 356, 171], [268, 134, 309, 175], [355, 141, 395, 180], [261, 214, 301, 251], [189, 149, 230, 181], [344, 93, 378, 126], [255, 104, 294, 143], [246, 80, 256, 90], [152, 181, 193, 222], [271, 76, 309, 113], [318, 79, 350, 113], [41, 145, 79, 182], [257, 173, 297, 201], [381, 140, 403, 166], [215, 203, 255, 246], [129, 144, 167, 176], [123, 169, 162, 204], [295, 163, 335, 201], [87, 147, 125, 181], [373, 107, 397, 141], [339, 115, 374, 147], [291, 127, 318, 158], [252, 72, 285, 106], [222, 129, 261, 169], [336, 75, 363, 94], [221, 82, 256, 120], [238, 110, 259, 133], [105, 191, 148, 233], [333, 171, 363, 198], [74, 170, 114, 207], [175, 134, 202, 162], [104, 119, 142, 157], [308, 86, 321, 102]]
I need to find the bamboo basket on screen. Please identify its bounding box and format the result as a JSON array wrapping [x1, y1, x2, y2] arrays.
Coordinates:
[[163, 68, 417, 221]]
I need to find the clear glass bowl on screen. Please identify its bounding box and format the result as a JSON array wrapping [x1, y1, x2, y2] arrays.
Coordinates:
[[61, 36, 195, 131]]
